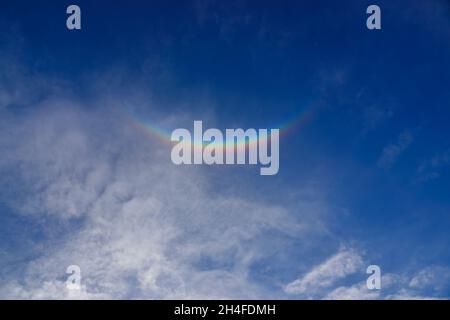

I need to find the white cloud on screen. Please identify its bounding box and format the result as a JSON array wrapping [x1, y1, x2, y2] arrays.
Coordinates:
[[415, 148, 450, 183], [362, 105, 393, 133], [325, 282, 380, 300], [377, 130, 414, 168], [408, 266, 450, 292], [0, 84, 322, 299], [284, 248, 364, 297], [1, 38, 447, 300], [283, 245, 450, 300]]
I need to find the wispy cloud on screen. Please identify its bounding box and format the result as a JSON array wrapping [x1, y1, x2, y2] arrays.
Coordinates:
[[415, 148, 450, 183], [377, 130, 414, 168], [0, 57, 329, 299], [325, 282, 380, 300], [362, 105, 393, 133], [284, 248, 363, 297], [284, 248, 450, 300]]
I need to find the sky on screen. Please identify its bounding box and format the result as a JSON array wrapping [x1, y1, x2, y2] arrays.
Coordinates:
[[0, 0, 450, 299]]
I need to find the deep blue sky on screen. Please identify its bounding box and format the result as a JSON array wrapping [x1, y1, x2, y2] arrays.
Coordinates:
[[0, 0, 450, 299]]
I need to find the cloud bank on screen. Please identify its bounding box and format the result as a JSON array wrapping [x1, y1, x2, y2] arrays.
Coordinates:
[[0, 55, 328, 299]]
